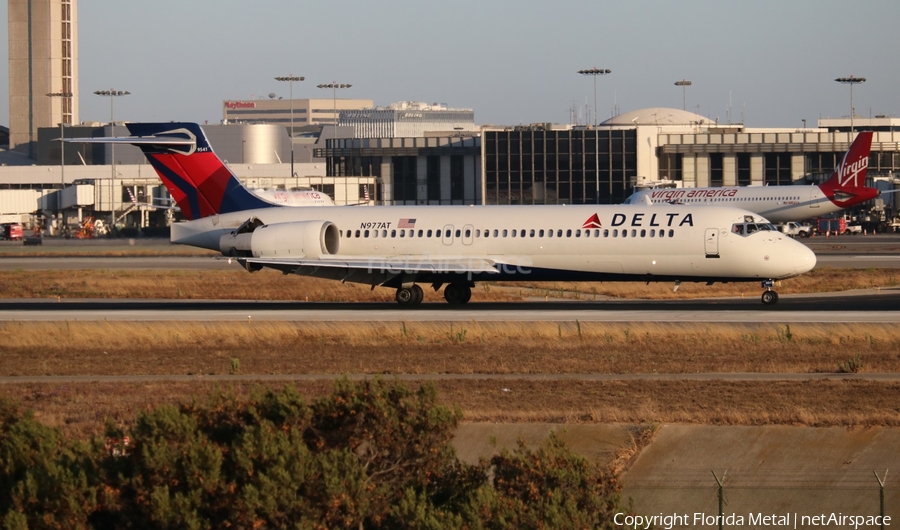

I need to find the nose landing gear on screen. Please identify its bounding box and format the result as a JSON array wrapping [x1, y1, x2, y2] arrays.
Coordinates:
[[760, 280, 779, 305]]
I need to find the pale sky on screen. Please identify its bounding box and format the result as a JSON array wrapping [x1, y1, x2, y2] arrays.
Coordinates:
[[2, 0, 898, 129]]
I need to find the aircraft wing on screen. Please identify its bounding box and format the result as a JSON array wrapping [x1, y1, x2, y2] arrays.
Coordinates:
[[227, 256, 501, 274]]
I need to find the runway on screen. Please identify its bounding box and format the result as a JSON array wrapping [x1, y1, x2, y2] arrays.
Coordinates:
[[1, 235, 899, 323], [1, 289, 898, 323]]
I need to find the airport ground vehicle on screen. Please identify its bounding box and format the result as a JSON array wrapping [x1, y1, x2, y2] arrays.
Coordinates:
[[776, 222, 812, 238], [816, 218, 845, 235], [0, 223, 24, 241]]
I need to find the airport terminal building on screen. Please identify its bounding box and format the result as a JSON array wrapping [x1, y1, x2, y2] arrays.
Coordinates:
[[4, 108, 900, 232]]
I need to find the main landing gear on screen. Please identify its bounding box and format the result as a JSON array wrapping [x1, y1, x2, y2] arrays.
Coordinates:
[[394, 282, 473, 307], [395, 284, 424, 307], [760, 280, 779, 305], [442, 282, 472, 305]]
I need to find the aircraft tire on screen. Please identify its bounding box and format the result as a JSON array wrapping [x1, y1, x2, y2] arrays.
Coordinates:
[[396, 286, 423, 307], [443, 283, 472, 305], [761, 290, 779, 305]]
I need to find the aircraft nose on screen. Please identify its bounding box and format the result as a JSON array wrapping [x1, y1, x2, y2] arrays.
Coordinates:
[[792, 242, 817, 275]]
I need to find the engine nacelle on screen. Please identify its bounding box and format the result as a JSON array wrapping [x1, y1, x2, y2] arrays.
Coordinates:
[[219, 220, 340, 259]]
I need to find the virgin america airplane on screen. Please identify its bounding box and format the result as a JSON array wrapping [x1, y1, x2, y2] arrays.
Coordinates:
[[625, 132, 876, 223]]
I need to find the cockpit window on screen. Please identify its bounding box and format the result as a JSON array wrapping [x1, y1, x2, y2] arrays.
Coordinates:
[[732, 222, 778, 237]]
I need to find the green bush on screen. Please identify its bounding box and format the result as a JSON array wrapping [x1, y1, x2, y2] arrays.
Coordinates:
[[0, 397, 99, 529], [0, 381, 631, 529]]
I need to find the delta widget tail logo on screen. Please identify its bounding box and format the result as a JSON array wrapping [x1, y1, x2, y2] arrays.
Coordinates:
[[582, 213, 602, 229]]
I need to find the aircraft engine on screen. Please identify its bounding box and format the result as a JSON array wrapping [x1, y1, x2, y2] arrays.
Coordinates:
[[219, 220, 340, 259]]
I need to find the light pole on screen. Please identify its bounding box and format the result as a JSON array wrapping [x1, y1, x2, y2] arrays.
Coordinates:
[[93, 89, 130, 233], [47, 92, 73, 233], [578, 68, 609, 204], [835, 76, 866, 133], [674, 79, 692, 111], [577, 68, 610, 126], [46, 92, 72, 189], [275, 75, 304, 179], [317, 83, 352, 127]]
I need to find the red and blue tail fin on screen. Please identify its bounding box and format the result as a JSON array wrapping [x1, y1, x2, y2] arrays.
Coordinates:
[[819, 131, 878, 208], [121, 123, 277, 220]]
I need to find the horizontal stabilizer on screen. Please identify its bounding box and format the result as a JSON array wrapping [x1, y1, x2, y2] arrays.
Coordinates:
[[63, 136, 194, 146]]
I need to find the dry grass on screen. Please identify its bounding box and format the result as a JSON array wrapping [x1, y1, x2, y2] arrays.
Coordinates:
[[1, 263, 898, 440], [0, 243, 215, 258], [3, 379, 899, 441], [1, 321, 899, 376], [0, 266, 897, 301]]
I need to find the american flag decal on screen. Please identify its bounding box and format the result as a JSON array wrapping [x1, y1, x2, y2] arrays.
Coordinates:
[[399, 218, 416, 228]]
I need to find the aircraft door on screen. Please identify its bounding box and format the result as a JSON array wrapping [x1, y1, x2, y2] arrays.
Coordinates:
[[442, 224, 454, 246], [704, 228, 719, 258], [809, 186, 820, 210], [462, 224, 474, 246]]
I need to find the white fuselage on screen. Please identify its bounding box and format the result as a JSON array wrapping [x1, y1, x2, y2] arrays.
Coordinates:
[[624, 185, 838, 223], [173, 204, 816, 283]]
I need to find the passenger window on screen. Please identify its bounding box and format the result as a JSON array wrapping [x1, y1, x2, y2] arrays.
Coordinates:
[[575, 229, 581, 237], [539, 229, 545, 237], [640, 229, 646, 237], [476, 229, 481, 237], [455, 229, 461, 237], [548, 229, 554, 238], [493, 229, 499, 237], [445, 230, 451, 238], [603, 229, 609, 237], [511, 229, 517, 238], [502, 229, 508, 237], [355, 230, 361, 238], [530, 229, 535, 237], [668, 229, 674, 237], [557, 230, 563, 237], [364, 230, 370, 238], [426, 229, 432, 237], [566, 229, 572, 237], [465, 229, 471, 238], [392, 230, 398, 237]]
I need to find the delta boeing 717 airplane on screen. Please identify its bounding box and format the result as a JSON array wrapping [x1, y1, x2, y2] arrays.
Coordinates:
[[68, 123, 816, 306], [624, 132, 876, 223]]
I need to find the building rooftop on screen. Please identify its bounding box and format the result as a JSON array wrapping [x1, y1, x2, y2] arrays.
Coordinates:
[[602, 107, 711, 126]]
